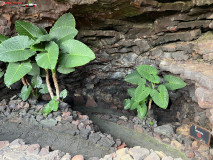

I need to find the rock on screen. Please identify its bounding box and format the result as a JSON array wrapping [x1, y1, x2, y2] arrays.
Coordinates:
[[72, 155, 84, 160], [97, 136, 115, 147], [9, 139, 25, 149], [155, 151, 167, 158], [61, 153, 72, 160], [162, 156, 174, 160], [144, 152, 160, 160], [26, 144, 40, 155], [116, 148, 129, 157], [198, 144, 209, 153], [88, 133, 101, 144], [36, 115, 44, 122], [40, 118, 57, 127], [43, 150, 65, 160], [0, 141, 9, 149], [129, 147, 150, 160], [171, 140, 184, 150], [186, 150, 195, 159], [154, 124, 174, 137], [176, 124, 189, 136], [88, 157, 99, 160], [79, 128, 90, 140], [120, 154, 133, 160], [39, 146, 50, 156], [86, 96, 97, 107]]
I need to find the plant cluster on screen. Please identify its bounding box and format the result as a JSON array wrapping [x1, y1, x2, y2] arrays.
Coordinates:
[[0, 13, 95, 115], [123, 65, 186, 119]]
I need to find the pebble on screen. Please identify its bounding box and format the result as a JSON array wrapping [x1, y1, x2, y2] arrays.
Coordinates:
[[154, 124, 174, 138], [72, 155, 84, 160], [144, 152, 160, 160], [129, 147, 150, 159]]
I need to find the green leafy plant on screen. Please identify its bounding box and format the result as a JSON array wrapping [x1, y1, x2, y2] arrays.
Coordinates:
[[0, 13, 96, 115], [124, 65, 186, 119]]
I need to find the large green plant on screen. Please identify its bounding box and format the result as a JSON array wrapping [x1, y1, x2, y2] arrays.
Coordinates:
[[0, 13, 96, 115], [123, 65, 186, 119]]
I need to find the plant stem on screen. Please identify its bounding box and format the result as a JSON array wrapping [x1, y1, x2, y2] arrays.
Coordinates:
[[21, 77, 27, 85], [45, 69, 54, 99], [148, 98, 153, 117], [25, 77, 36, 97], [52, 69, 60, 100]]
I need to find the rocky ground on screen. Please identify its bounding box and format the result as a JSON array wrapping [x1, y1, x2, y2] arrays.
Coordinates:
[[0, 95, 212, 160]]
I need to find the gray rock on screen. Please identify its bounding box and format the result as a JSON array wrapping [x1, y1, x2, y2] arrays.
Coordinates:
[[129, 146, 150, 160], [162, 156, 174, 160], [88, 157, 99, 160], [88, 133, 101, 144], [135, 39, 150, 53], [144, 152, 160, 160], [79, 128, 90, 140], [40, 118, 57, 127], [97, 136, 115, 147], [154, 124, 174, 138], [36, 115, 44, 122], [43, 150, 65, 160]]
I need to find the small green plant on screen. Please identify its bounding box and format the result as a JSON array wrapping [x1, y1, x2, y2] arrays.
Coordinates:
[[0, 13, 96, 115], [123, 65, 186, 119]]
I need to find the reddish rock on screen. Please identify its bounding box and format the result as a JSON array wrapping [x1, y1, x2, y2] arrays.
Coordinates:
[[117, 142, 127, 149], [72, 120, 80, 126], [133, 125, 144, 133], [42, 94, 51, 101], [62, 111, 71, 117], [186, 150, 195, 159], [26, 144, 40, 154], [0, 141, 9, 149], [72, 155, 84, 160], [39, 146, 50, 156]]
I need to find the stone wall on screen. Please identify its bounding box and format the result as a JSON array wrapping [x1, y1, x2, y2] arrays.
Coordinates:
[[1, 0, 213, 126]]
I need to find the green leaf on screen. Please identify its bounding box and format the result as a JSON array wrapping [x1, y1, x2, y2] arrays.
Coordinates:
[[31, 75, 42, 88], [127, 88, 135, 97], [134, 84, 151, 102], [123, 99, 131, 110], [4, 61, 32, 87], [32, 34, 51, 45], [60, 89, 68, 99], [43, 96, 59, 115], [137, 103, 147, 119], [20, 85, 32, 101], [164, 75, 186, 90], [36, 41, 59, 69], [30, 43, 46, 52], [15, 21, 44, 39], [50, 26, 78, 43], [124, 71, 146, 85], [0, 35, 9, 44], [59, 39, 96, 68], [39, 84, 49, 94], [0, 36, 35, 62], [57, 66, 75, 74], [130, 101, 140, 110], [137, 65, 160, 83], [51, 13, 76, 30], [150, 85, 169, 109], [28, 62, 40, 76]]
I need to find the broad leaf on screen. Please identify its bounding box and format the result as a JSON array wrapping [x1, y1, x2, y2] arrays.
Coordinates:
[[31, 75, 42, 88], [0, 35, 8, 44], [124, 71, 146, 85], [39, 84, 49, 94], [50, 26, 78, 43], [164, 75, 186, 90], [4, 61, 32, 87], [43, 96, 59, 115], [130, 101, 140, 110], [123, 99, 131, 110], [150, 85, 169, 109], [57, 66, 75, 74], [59, 39, 96, 68], [60, 89, 68, 99], [30, 43, 46, 52], [137, 65, 160, 83], [51, 13, 76, 30], [0, 36, 35, 62], [28, 62, 40, 76], [20, 85, 32, 101], [137, 103, 147, 119], [127, 88, 135, 97], [15, 21, 44, 39], [134, 84, 151, 102], [32, 34, 51, 45], [36, 41, 59, 69]]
